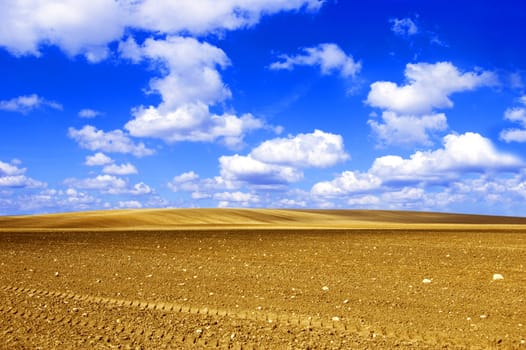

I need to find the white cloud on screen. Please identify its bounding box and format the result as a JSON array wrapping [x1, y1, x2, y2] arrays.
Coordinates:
[[367, 62, 496, 114], [120, 36, 231, 108], [347, 195, 380, 207], [504, 107, 526, 125], [270, 43, 361, 78], [368, 111, 447, 146], [217, 129, 348, 187], [277, 198, 307, 208], [370, 132, 522, 183], [129, 182, 153, 195], [126, 102, 263, 147], [132, 0, 324, 35], [118, 200, 143, 209], [167, 171, 200, 192], [0, 175, 46, 188], [167, 171, 235, 201], [500, 129, 526, 143], [0, 160, 46, 188], [0, 160, 25, 176], [220, 154, 303, 185], [0, 94, 62, 113], [390, 18, 418, 36], [0, 0, 123, 60], [64, 175, 152, 195], [68, 125, 154, 157], [250, 130, 349, 167], [102, 163, 138, 175], [213, 191, 260, 207], [311, 171, 382, 197], [312, 132, 523, 201], [85, 152, 113, 166], [500, 96, 526, 143], [78, 108, 102, 118], [120, 36, 266, 148], [0, 1, 322, 60], [65, 174, 127, 192]]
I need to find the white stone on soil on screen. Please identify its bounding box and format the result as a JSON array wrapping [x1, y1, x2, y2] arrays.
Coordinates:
[[492, 273, 504, 281]]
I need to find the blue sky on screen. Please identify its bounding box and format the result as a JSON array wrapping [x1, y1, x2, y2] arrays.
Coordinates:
[[1, 0, 526, 215]]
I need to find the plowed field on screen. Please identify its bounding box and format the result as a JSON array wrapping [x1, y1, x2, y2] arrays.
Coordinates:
[[0, 210, 525, 348]]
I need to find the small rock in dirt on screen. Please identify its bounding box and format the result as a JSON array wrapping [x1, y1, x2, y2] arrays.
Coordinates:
[[492, 273, 504, 281], [322, 286, 329, 291], [343, 299, 349, 304], [332, 316, 340, 321], [422, 278, 432, 284], [54, 272, 59, 277]]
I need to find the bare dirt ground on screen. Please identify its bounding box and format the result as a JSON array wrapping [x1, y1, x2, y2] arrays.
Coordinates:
[[0, 210, 525, 349]]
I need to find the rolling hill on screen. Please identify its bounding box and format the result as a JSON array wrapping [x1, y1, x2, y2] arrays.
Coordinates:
[[1, 209, 526, 230]]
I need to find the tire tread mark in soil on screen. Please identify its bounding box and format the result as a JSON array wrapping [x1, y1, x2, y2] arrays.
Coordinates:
[[1, 284, 459, 348]]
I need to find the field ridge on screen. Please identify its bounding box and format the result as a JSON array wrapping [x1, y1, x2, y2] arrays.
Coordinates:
[[1, 208, 526, 230]]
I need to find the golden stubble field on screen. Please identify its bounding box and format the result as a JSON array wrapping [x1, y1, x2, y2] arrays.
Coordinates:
[[0, 209, 525, 349]]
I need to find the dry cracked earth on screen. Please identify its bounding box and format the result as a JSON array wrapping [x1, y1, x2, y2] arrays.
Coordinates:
[[0, 229, 525, 349]]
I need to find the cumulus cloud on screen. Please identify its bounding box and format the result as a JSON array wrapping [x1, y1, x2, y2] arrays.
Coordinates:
[[64, 175, 152, 195], [250, 130, 349, 167], [0, 160, 46, 189], [366, 62, 496, 146], [0, 0, 123, 60], [68, 125, 154, 157], [0, 94, 62, 113], [167, 171, 200, 192], [85, 152, 113, 166], [120, 36, 231, 108], [121, 36, 265, 148], [214, 191, 260, 207], [370, 132, 522, 183], [219, 154, 303, 185], [218, 130, 348, 187], [65, 174, 127, 192], [0, 160, 25, 176], [500, 96, 526, 142], [78, 108, 102, 118], [118, 200, 143, 209], [131, 0, 324, 35], [311, 171, 382, 197], [276, 198, 307, 208], [500, 129, 526, 143], [390, 18, 418, 36], [312, 132, 522, 198], [102, 163, 138, 175], [270, 43, 361, 78], [367, 62, 496, 115], [0, 0, 323, 60], [368, 111, 447, 146], [0, 175, 46, 188], [167, 171, 235, 201], [126, 102, 263, 147]]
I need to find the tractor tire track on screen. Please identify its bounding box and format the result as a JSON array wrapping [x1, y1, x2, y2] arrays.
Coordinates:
[[1, 284, 465, 348]]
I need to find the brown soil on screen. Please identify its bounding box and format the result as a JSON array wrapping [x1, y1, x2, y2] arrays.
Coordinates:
[[0, 210, 525, 348]]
